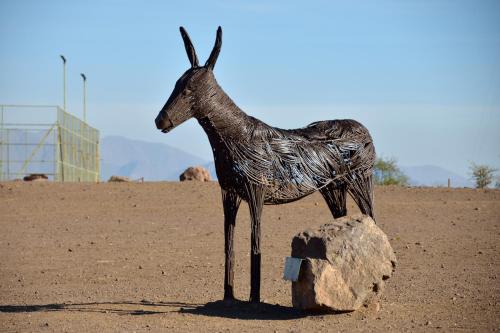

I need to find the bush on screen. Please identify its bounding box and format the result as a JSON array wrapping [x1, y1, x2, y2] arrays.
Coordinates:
[[373, 157, 409, 186], [469, 163, 497, 189]]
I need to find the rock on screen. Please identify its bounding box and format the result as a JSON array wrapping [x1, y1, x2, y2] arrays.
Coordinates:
[[108, 175, 131, 182], [23, 174, 48, 181], [179, 166, 211, 182], [291, 214, 396, 312]]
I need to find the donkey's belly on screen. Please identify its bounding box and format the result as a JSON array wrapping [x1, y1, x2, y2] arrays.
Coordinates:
[[263, 188, 316, 205], [216, 163, 321, 205]]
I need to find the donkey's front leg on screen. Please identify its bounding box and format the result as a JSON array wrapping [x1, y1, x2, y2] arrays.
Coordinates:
[[221, 189, 241, 301], [246, 184, 265, 303]]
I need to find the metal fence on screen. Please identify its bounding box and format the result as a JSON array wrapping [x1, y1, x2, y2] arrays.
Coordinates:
[[0, 105, 99, 182]]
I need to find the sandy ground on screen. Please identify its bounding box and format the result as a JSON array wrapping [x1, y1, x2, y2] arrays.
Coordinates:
[[0, 181, 499, 332]]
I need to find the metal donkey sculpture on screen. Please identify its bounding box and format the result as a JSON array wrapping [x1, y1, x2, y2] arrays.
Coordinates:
[[155, 27, 376, 303]]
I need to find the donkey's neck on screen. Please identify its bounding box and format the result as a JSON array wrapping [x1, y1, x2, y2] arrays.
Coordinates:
[[196, 83, 256, 144]]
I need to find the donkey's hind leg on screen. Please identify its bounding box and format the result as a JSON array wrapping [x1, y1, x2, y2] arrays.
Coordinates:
[[319, 183, 347, 219], [346, 173, 375, 220]]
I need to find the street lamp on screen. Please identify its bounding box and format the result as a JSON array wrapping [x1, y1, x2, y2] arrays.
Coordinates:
[[80, 73, 87, 122], [60, 55, 67, 111]]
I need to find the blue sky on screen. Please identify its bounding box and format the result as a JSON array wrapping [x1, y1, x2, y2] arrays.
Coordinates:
[[1, 0, 499, 176]]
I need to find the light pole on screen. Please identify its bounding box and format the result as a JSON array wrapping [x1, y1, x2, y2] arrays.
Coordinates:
[[80, 73, 87, 122], [60, 55, 67, 111]]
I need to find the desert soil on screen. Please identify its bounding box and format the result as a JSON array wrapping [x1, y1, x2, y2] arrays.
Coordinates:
[[0, 181, 499, 332]]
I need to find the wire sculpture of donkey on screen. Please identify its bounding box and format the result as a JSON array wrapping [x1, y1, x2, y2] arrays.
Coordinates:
[[155, 27, 376, 303]]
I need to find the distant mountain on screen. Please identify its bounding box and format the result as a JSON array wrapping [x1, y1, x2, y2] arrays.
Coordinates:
[[401, 165, 472, 188], [100, 136, 214, 181]]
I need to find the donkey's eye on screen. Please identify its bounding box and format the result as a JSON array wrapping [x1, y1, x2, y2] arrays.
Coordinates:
[[182, 89, 192, 96]]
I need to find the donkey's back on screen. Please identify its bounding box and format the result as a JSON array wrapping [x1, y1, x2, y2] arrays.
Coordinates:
[[289, 118, 375, 180]]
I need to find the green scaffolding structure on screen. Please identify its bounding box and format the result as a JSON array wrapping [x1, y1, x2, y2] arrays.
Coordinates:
[[0, 105, 99, 182]]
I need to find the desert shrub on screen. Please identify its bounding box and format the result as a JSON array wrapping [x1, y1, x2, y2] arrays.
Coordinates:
[[373, 157, 409, 186], [469, 163, 497, 189]]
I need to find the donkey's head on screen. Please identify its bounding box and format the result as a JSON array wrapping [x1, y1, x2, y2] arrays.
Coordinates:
[[155, 26, 222, 133]]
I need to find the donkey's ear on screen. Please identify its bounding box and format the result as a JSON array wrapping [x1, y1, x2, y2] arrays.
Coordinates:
[[205, 26, 222, 70], [179, 27, 199, 68]]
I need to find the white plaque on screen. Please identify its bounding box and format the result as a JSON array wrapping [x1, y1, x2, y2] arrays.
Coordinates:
[[283, 257, 303, 282]]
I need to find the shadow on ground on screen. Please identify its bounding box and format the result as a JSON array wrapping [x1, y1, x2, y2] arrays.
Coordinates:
[[0, 299, 318, 320], [0, 300, 197, 316], [181, 300, 316, 320]]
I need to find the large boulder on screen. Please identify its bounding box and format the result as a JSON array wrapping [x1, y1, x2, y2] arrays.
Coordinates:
[[179, 166, 211, 182], [291, 214, 396, 312]]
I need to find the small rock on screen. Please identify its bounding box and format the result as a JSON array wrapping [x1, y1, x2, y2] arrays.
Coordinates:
[[68, 248, 72, 252], [426, 321, 432, 326], [108, 175, 131, 182], [23, 174, 48, 181], [138, 265, 143, 269], [179, 166, 211, 182]]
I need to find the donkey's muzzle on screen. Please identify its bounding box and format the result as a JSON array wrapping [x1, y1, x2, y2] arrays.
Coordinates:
[[155, 113, 174, 133]]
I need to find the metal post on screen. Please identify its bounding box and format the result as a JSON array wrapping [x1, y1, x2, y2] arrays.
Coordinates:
[[6, 128, 9, 180], [58, 116, 64, 182], [96, 135, 100, 182], [60, 55, 67, 111], [80, 73, 87, 122]]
